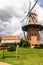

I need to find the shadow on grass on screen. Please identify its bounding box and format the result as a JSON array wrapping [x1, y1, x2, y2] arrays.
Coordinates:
[[3, 55, 20, 58], [0, 56, 20, 59]]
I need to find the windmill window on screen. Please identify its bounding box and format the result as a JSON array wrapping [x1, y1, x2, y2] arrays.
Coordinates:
[[31, 34, 33, 36], [31, 34, 36, 36], [34, 34, 36, 36]]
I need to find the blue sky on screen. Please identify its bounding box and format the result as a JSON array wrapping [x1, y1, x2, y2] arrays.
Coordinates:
[[39, 0, 43, 7], [0, 0, 43, 41]]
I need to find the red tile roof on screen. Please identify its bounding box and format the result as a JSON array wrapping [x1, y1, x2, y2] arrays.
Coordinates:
[[2, 36, 20, 40]]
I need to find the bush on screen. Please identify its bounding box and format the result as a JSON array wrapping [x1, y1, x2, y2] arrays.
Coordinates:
[[19, 39, 30, 47], [1, 43, 5, 47], [7, 44, 16, 51], [1, 43, 10, 47], [33, 44, 43, 49], [40, 44, 43, 49], [19, 39, 24, 47], [21, 39, 30, 48]]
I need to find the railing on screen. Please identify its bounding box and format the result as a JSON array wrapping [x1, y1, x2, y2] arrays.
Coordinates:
[[0, 47, 7, 58]]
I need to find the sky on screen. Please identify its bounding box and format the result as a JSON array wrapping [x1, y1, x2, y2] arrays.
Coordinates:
[[0, 0, 43, 42], [39, 0, 43, 7]]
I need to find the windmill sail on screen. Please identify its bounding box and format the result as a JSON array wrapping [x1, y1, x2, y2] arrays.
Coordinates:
[[21, 0, 38, 23], [28, 0, 38, 14], [22, 0, 39, 39]]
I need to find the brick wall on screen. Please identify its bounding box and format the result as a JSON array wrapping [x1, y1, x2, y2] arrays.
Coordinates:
[[27, 27, 40, 46]]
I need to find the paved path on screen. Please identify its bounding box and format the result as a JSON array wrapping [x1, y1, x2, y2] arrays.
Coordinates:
[[0, 62, 11, 65]]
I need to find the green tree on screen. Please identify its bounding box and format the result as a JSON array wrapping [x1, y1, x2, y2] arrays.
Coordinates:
[[19, 39, 30, 48]]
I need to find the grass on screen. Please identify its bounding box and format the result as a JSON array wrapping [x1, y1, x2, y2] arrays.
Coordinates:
[[0, 48, 43, 65]]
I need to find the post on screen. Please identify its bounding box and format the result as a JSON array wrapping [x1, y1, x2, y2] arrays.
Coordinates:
[[3, 49, 4, 59], [23, 31, 26, 39], [16, 44, 19, 59]]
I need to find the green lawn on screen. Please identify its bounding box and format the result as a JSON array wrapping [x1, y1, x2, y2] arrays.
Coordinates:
[[0, 48, 43, 65]]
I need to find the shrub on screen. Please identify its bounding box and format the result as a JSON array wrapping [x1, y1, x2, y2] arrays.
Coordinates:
[[21, 39, 30, 48], [19, 39, 24, 47], [7, 44, 16, 51], [40, 44, 43, 49], [19, 39, 30, 47], [1, 43, 5, 47], [1, 43, 10, 47]]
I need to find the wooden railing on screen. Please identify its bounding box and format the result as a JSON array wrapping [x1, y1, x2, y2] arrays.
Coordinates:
[[0, 46, 7, 58]]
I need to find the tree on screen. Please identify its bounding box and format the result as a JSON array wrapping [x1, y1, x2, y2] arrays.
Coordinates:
[[19, 39, 30, 48], [22, 40, 30, 48]]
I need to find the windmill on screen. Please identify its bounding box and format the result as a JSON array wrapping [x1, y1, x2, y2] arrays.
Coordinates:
[[22, 0, 38, 39], [22, 0, 43, 48]]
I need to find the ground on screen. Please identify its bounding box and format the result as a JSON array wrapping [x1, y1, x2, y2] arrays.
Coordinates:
[[0, 48, 43, 65], [0, 62, 11, 65]]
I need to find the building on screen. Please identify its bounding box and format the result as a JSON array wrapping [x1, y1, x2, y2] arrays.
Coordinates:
[[22, 13, 43, 48], [1, 36, 21, 44]]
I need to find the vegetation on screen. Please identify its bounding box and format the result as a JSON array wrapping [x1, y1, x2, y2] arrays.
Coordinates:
[[34, 44, 43, 49], [34, 44, 40, 49], [40, 44, 43, 48], [19, 39, 30, 47], [1, 43, 16, 47], [7, 44, 16, 51], [0, 48, 43, 65]]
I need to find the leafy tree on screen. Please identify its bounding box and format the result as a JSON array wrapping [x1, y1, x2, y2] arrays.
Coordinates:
[[19, 39, 30, 48], [7, 44, 16, 51]]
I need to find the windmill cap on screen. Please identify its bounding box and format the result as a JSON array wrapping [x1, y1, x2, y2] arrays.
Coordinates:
[[29, 12, 37, 16]]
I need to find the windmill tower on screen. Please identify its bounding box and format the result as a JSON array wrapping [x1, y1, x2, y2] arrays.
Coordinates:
[[22, 0, 43, 48]]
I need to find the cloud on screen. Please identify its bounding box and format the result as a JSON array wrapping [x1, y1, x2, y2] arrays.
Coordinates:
[[0, 7, 14, 22], [0, 0, 29, 36], [0, 16, 22, 36]]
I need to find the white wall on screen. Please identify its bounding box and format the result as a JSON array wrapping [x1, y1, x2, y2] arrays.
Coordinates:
[[1, 40, 20, 43]]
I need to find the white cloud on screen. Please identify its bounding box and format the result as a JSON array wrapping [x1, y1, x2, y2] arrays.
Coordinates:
[[0, 0, 29, 36]]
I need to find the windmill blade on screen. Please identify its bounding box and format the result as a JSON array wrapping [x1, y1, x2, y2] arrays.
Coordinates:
[[21, 0, 38, 23], [21, 1, 31, 23], [28, 1, 31, 12], [28, 0, 38, 14], [21, 14, 28, 23]]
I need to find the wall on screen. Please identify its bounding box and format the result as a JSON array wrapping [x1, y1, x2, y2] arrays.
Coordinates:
[[27, 27, 40, 46]]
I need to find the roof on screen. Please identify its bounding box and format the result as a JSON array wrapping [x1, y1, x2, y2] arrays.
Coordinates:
[[2, 36, 21, 40], [29, 12, 37, 16]]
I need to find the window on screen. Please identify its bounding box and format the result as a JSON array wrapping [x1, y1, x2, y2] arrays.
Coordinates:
[[31, 33, 36, 36], [31, 34, 33, 36], [34, 34, 36, 36]]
